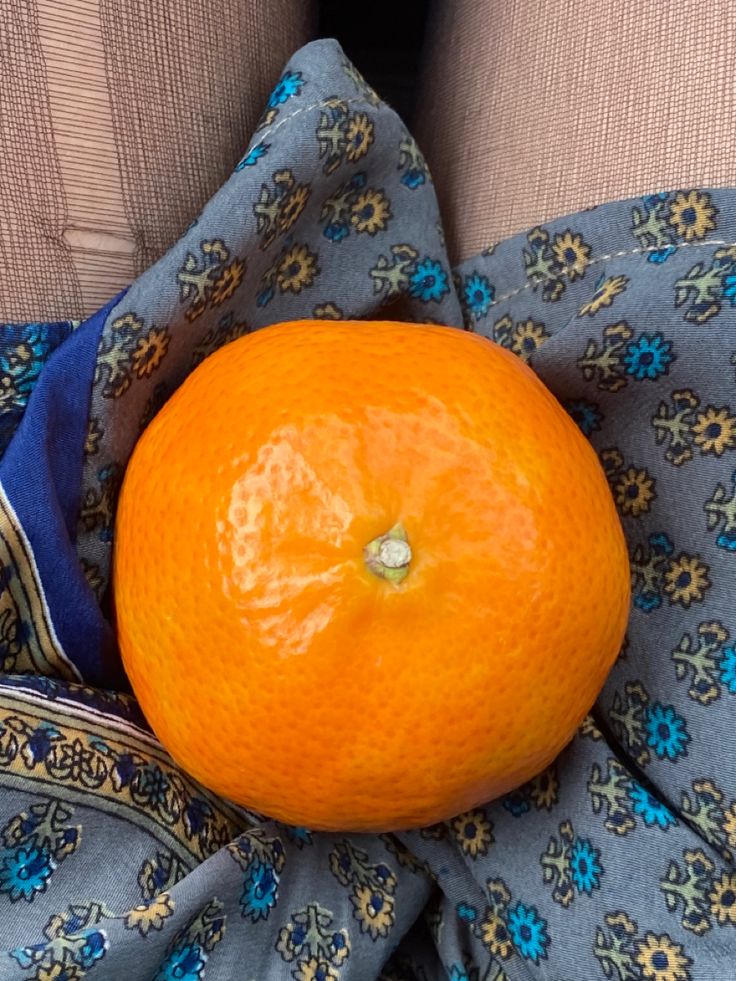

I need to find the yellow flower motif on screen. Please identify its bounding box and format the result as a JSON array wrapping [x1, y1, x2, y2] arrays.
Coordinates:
[[479, 909, 514, 960], [0, 373, 16, 408], [278, 184, 311, 233], [38, 967, 83, 981], [124, 892, 175, 936], [724, 803, 736, 849], [451, 809, 493, 857], [579, 275, 628, 317], [716, 244, 736, 264], [345, 113, 374, 162], [277, 245, 319, 293], [211, 258, 245, 306], [350, 189, 391, 235], [313, 302, 344, 320], [614, 467, 656, 517], [294, 957, 339, 981], [693, 778, 723, 801], [552, 231, 591, 281], [85, 416, 103, 456], [692, 406, 736, 456], [131, 327, 170, 378], [601, 448, 625, 474], [669, 189, 716, 241], [510, 320, 549, 362], [112, 311, 145, 334], [635, 932, 691, 981], [664, 554, 710, 607], [528, 766, 559, 809], [606, 910, 637, 934], [486, 877, 511, 907], [7, 341, 35, 373], [580, 714, 603, 740], [684, 847, 714, 874], [258, 107, 278, 130], [351, 883, 394, 938], [81, 558, 104, 596], [709, 870, 736, 925]]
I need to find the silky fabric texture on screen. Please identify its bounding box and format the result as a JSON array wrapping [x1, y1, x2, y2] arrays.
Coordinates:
[[0, 39, 735, 980]]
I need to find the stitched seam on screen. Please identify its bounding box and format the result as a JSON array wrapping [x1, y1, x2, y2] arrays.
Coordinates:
[[487, 238, 736, 309], [252, 107, 736, 316], [257, 96, 379, 144]]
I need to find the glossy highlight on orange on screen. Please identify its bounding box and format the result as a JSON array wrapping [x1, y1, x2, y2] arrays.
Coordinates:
[[114, 320, 630, 832]]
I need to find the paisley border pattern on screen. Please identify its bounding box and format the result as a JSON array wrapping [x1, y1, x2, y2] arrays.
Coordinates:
[[0, 682, 252, 867], [0, 483, 80, 681]]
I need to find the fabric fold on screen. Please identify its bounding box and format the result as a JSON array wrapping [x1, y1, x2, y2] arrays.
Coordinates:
[[0, 37, 734, 981]]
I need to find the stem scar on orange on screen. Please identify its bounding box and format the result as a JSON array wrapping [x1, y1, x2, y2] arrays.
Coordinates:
[[114, 320, 630, 832]]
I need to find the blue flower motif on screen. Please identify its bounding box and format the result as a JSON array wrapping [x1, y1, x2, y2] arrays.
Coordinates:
[[63, 909, 85, 933], [719, 645, 736, 694], [645, 703, 690, 760], [154, 943, 207, 981], [650, 532, 675, 557], [634, 592, 662, 613], [408, 258, 450, 303], [401, 169, 426, 189], [643, 192, 669, 207], [349, 172, 368, 191], [137, 764, 170, 806], [717, 531, 736, 552], [724, 273, 736, 304], [507, 901, 549, 963], [0, 846, 54, 902], [647, 245, 677, 263], [1, 324, 77, 453], [240, 861, 279, 921], [569, 838, 602, 894], [502, 789, 530, 816], [623, 332, 673, 380], [324, 222, 350, 242], [8, 943, 44, 971], [462, 273, 494, 320], [267, 71, 304, 108], [235, 141, 269, 171], [1, 325, 58, 395], [448, 967, 469, 981], [257, 285, 275, 308], [456, 902, 477, 922], [287, 826, 313, 846], [24, 724, 59, 765], [146, 859, 172, 896], [77, 929, 108, 969], [184, 797, 211, 836], [628, 782, 677, 829], [565, 399, 603, 436]]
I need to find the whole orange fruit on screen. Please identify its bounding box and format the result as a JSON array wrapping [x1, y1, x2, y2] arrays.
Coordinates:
[[114, 320, 630, 832]]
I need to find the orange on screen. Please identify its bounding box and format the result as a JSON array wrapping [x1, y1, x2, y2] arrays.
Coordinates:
[[114, 320, 630, 832]]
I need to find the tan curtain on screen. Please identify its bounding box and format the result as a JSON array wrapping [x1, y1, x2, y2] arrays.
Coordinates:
[[415, 0, 736, 262], [1, 0, 313, 321]]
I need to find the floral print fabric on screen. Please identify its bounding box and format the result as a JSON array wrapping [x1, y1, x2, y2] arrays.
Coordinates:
[[0, 38, 734, 980]]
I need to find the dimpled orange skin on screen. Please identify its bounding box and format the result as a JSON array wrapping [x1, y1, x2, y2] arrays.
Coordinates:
[[114, 319, 630, 832]]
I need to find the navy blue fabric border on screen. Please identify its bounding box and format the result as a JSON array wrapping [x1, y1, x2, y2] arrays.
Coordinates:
[[0, 293, 128, 687]]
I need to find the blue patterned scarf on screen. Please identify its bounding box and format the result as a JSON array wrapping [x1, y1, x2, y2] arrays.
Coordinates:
[[0, 39, 733, 981]]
